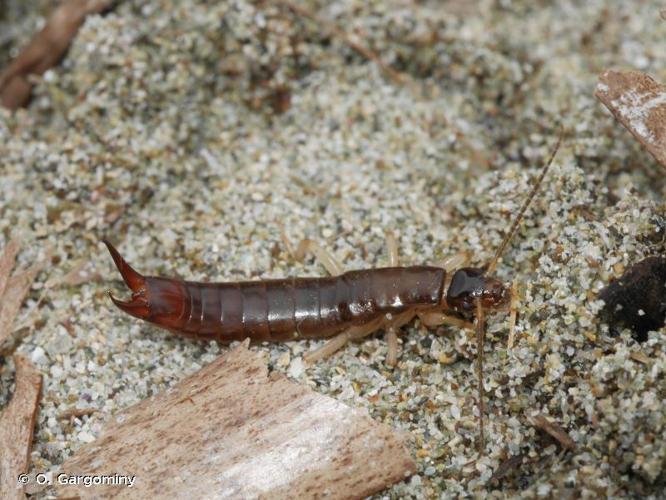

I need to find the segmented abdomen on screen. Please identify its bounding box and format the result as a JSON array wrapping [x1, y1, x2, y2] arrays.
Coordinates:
[[172, 266, 445, 341]]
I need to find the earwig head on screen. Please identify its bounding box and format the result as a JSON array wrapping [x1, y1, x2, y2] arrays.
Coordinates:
[[104, 240, 186, 329], [446, 267, 510, 316]]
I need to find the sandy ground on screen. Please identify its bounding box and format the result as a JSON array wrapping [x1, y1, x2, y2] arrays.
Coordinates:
[[1, 0, 665, 497]]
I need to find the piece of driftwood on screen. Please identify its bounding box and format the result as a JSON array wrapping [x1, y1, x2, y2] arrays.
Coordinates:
[[0, 0, 114, 110], [595, 70, 666, 170], [0, 356, 43, 500], [59, 342, 415, 499]]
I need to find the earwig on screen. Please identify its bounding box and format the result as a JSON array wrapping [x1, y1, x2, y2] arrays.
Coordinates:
[[104, 240, 508, 355], [105, 132, 563, 450]]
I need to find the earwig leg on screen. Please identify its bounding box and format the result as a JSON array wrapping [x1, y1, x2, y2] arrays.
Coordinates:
[[508, 279, 519, 349], [418, 312, 473, 330], [381, 311, 414, 366], [386, 329, 398, 366], [385, 231, 399, 266], [278, 223, 295, 258], [348, 316, 386, 340], [432, 251, 471, 272], [295, 239, 344, 276], [304, 332, 350, 363], [475, 298, 486, 453], [304, 317, 384, 364]]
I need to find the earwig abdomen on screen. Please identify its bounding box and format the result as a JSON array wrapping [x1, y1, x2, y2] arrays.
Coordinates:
[[134, 267, 445, 342], [105, 240, 446, 341]]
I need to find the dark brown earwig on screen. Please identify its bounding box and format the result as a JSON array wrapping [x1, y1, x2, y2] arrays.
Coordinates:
[[105, 239, 508, 352], [105, 132, 563, 450]]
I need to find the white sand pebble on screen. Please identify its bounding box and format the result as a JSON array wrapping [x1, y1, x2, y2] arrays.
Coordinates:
[[288, 357, 305, 379], [30, 346, 48, 365], [78, 431, 96, 444]]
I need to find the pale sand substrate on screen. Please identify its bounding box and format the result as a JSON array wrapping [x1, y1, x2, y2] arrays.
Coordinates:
[[1, 1, 665, 497]]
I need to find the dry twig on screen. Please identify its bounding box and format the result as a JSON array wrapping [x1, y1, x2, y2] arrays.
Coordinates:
[[489, 453, 524, 484], [58, 259, 102, 287], [0, 0, 114, 109], [0, 239, 20, 300], [528, 413, 576, 451]]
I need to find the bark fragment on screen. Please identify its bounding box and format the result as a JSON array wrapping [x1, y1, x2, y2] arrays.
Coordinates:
[[595, 70, 666, 170], [59, 343, 415, 499]]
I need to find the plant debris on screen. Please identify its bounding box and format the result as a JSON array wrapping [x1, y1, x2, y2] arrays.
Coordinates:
[[0, 240, 46, 353], [528, 413, 576, 451], [0, 240, 46, 355], [0, 238, 20, 299], [488, 453, 524, 484], [58, 259, 102, 287], [0, 355, 42, 500], [267, 0, 492, 169], [57, 406, 98, 420], [59, 342, 415, 499], [0, 0, 113, 110], [598, 256, 666, 342], [271, 0, 406, 86], [595, 70, 666, 170]]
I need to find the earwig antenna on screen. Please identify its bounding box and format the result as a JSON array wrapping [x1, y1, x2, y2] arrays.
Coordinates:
[[486, 129, 564, 274], [475, 298, 486, 452]]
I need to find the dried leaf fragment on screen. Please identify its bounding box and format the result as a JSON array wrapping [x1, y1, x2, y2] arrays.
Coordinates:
[[0, 0, 114, 109], [528, 413, 576, 451], [595, 70, 666, 169], [0, 356, 43, 500], [59, 343, 415, 499]]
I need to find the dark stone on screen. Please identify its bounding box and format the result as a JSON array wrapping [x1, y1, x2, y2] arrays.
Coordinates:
[[598, 256, 666, 342]]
